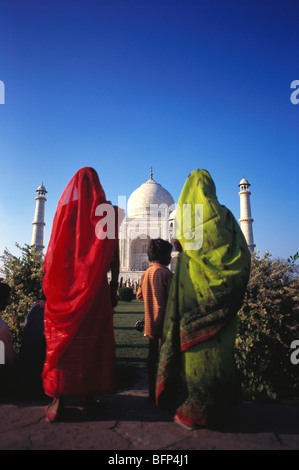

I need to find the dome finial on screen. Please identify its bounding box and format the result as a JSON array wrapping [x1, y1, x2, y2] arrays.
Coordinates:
[[150, 166, 153, 180]]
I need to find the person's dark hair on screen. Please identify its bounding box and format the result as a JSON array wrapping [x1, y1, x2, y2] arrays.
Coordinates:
[[147, 238, 172, 264], [0, 282, 11, 311]]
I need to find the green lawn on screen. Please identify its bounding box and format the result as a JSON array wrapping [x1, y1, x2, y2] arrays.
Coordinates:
[[113, 300, 148, 388], [113, 300, 147, 364]]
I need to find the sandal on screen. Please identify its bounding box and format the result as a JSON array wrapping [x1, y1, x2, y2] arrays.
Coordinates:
[[45, 397, 64, 423]]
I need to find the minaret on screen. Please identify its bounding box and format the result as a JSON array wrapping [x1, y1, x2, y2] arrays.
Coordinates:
[[238, 177, 255, 253], [31, 183, 47, 253]]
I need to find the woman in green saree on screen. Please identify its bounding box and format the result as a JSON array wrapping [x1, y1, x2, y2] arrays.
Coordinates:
[[156, 169, 251, 429]]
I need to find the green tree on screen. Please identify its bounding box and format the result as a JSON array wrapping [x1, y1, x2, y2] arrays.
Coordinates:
[[0, 244, 44, 352], [235, 251, 299, 401]]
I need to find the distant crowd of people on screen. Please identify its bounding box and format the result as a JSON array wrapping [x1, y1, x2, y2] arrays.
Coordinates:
[[0, 167, 250, 429]]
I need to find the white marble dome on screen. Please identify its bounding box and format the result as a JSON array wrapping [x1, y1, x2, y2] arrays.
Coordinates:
[[127, 173, 175, 218]]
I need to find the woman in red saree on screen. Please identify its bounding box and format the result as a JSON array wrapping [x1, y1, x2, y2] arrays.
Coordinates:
[[42, 167, 123, 422]]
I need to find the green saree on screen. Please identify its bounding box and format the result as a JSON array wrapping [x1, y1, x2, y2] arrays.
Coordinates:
[[156, 169, 251, 428]]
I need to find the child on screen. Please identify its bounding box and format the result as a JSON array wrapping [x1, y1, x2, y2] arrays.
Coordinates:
[[136, 238, 173, 402]]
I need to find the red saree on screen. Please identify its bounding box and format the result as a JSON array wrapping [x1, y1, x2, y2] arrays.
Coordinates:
[[42, 167, 122, 398]]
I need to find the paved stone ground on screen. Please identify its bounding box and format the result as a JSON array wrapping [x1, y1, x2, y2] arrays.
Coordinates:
[[0, 366, 298, 451]]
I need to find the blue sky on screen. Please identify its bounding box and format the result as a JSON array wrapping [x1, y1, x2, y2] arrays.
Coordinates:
[[0, 0, 298, 261]]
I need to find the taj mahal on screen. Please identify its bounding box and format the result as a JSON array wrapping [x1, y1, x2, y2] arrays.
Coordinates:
[[31, 169, 255, 285], [118, 168, 178, 284]]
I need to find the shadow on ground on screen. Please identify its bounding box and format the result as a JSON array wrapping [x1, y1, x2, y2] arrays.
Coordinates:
[[1, 365, 298, 438]]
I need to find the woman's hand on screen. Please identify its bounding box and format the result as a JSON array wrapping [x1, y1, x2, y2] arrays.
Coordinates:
[[110, 288, 118, 309]]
